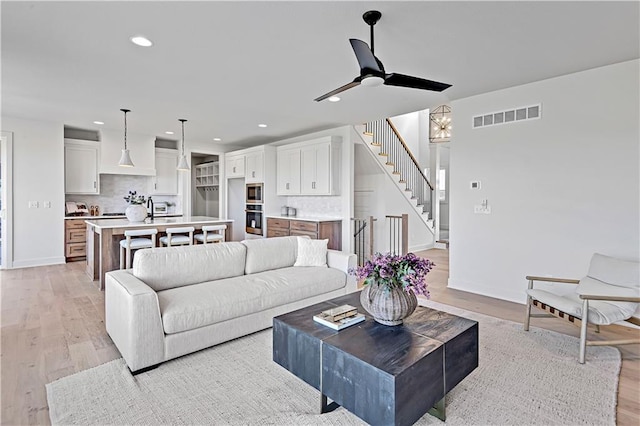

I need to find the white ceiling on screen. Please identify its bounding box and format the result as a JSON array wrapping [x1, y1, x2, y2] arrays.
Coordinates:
[[2, 1, 638, 148]]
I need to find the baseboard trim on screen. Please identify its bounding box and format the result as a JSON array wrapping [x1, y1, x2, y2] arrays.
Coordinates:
[[409, 243, 434, 253], [12, 256, 66, 269], [447, 278, 525, 305]]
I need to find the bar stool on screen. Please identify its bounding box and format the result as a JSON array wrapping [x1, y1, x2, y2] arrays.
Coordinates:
[[159, 226, 195, 247], [194, 225, 227, 244], [119, 229, 158, 269]]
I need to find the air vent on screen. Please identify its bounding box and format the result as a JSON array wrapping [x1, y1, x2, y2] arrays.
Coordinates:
[[473, 104, 541, 129]]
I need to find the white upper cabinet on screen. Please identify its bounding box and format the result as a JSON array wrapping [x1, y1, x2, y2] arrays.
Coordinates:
[[151, 148, 179, 195], [245, 151, 264, 183], [301, 142, 332, 195], [225, 154, 245, 178], [276, 148, 301, 195], [99, 128, 155, 176], [277, 136, 340, 196], [64, 139, 100, 194]]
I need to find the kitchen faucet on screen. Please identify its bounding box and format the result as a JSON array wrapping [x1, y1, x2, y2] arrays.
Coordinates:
[[147, 196, 154, 220]]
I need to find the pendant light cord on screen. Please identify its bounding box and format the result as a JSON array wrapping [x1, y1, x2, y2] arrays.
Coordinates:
[[121, 108, 131, 150], [179, 119, 187, 154]]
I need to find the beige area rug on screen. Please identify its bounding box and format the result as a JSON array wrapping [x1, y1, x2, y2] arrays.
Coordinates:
[[46, 300, 621, 425]]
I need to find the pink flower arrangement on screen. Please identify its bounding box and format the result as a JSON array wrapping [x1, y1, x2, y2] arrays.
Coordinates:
[[350, 252, 435, 297]]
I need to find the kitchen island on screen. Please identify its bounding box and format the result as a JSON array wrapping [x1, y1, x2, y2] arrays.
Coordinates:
[[85, 216, 233, 289]]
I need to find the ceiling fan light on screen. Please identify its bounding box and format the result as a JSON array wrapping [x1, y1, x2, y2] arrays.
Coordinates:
[[118, 149, 134, 167], [361, 76, 384, 87]]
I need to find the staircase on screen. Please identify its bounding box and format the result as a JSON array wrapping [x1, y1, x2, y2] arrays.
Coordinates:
[[356, 118, 435, 235]]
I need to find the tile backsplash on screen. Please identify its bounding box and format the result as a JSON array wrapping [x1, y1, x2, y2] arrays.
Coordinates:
[[284, 196, 342, 218], [65, 174, 180, 214]]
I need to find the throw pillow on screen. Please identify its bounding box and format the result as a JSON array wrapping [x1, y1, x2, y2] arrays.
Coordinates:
[[294, 237, 328, 267]]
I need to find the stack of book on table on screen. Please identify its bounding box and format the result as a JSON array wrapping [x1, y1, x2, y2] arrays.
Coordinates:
[[313, 304, 365, 330]]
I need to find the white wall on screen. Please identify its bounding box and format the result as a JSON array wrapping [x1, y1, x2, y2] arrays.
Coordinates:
[[449, 60, 640, 304], [2, 116, 66, 267], [354, 144, 434, 253]]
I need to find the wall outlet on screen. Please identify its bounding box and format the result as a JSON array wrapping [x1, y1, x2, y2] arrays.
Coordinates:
[[43, 201, 51, 208], [474, 205, 491, 214], [28, 201, 39, 209]]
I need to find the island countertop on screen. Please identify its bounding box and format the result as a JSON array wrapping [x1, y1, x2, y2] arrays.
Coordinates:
[[85, 216, 233, 289], [85, 216, 232, 229]]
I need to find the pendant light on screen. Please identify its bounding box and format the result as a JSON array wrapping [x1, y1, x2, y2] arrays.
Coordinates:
[[176, 118, 190, 171], [118, 108, 135, 167]]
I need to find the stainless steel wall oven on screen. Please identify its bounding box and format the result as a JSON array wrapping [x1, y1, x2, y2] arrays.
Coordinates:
[[245, 204, 263, 235]]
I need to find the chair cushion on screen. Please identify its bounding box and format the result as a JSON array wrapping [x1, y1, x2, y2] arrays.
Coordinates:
[[587, 253, 639, 289], [133, 242, 247, 291], [527, 288, 638, 325], [194, 233, 224, 242], [160, 235, 192, 245], [242, 236, 300, 274], [158, 266, 347, 334], [119, 238, 154, 249]]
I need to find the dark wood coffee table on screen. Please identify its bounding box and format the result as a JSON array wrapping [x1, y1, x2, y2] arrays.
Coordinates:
[[273, 291, 478, 426]]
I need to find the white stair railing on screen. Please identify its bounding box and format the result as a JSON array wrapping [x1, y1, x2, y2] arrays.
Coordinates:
[[365, 119, 434, 221]]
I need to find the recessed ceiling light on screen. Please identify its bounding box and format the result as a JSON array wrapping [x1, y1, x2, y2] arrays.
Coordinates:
[[165, 131, 174, 135], [93, 121, 104, 125], [130, 35, 153, 47], [258, 124, 268, 128], [328, 96, 341, 102], [213, 137, 222, 141]]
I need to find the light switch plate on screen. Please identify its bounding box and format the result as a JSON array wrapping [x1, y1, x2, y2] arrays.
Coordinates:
[[28, 201, 39, 208]]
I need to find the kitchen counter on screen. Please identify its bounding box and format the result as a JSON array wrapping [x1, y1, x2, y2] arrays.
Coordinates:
[[65, 214, 182, 220], [85, 216, 234, 289], [265, 215, 343, 222]]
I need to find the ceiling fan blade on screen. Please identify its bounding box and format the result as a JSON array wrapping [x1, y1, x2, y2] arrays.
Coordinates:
[[349, 39, 383, 74], [384, 73, 452, 92], [314, 78, 362, 102]]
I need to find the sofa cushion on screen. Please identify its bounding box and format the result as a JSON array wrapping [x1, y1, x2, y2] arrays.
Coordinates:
[[133, 242, 247, 291], [242, 236, 300, 274], [158, 266, 347, 334], [294, 237, 328, 267]]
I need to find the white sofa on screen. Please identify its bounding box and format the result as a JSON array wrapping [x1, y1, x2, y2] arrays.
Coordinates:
[[105, 236, 357, 373]]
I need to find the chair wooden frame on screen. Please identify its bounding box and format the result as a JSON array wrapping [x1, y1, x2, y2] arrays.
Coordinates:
[[524, 275, 640, 363], [194, 224, 226, 244], [159, 227, 195, 247], [119, 229, 158, 270]]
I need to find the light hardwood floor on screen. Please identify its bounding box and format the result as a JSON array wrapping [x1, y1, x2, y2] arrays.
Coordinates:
[[0, 249, 638, 425]]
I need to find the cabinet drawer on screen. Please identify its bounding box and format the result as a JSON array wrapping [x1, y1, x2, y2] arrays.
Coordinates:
[[267, 218, 290, 230], [66, 229, 86, 243], [290, 220, 318, 233], [66, 242, 86, 257], [65, 219, 86, 230], [290, 230, 317, 239], [267, 229, 290, 238]]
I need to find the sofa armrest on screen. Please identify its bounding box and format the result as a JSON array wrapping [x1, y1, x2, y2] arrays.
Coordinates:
[[105, 270, 165, 372], [327, 249, 358, 293]]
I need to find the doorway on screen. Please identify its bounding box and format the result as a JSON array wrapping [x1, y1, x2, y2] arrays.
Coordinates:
[[1, 131, 13, 269]]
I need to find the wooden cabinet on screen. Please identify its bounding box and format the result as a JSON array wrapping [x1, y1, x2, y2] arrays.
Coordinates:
[[64, 139, 100, 194], [65, 219, 86, 261], [245, 151, 264, 183], [266, 218, 342, 250], [276, 136, 340, 196], [276, 148, 301, 195], [151, 148, 179, 195], [226, 154, 245, 178]]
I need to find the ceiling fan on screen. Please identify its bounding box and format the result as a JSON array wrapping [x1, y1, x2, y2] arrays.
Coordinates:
[[314, 10, 452, 102]]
